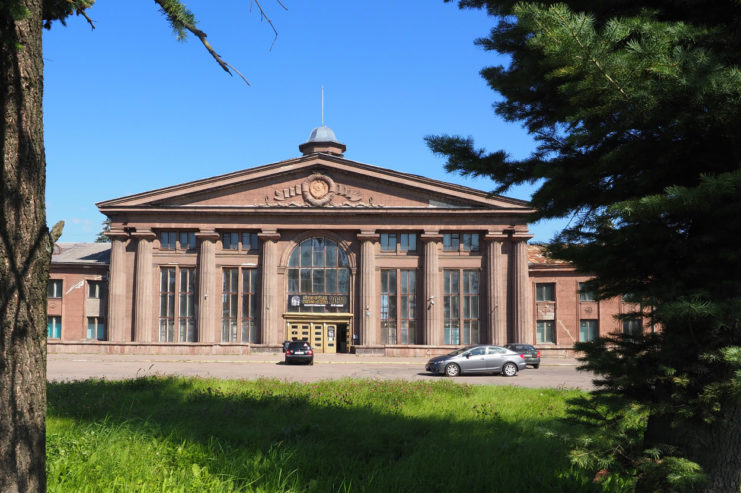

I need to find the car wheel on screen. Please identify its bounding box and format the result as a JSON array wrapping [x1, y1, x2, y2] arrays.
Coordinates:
[[533, 364, 540, 369], [309, 360, 314, 366], [502, 362, 518, 377], [444, 363, 460, 377]]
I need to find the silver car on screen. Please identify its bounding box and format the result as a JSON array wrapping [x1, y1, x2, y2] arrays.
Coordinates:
[[425, 345, 527, 377]]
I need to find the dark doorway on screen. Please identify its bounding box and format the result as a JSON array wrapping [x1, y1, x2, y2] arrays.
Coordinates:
[[337, 324, 348, 353]]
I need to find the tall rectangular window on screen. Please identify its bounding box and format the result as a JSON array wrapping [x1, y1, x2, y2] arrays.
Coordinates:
[[380, 269, 417, 344], [88, 280, 103, 299], [242, 269, 258, 343], [87, 317, 105, 340], [536, 320, 555, 343], [462, 271, 480, 344], [159, 268, 176, 342], [47, 316, 62, 339], [444, 269, 480, 345], [444, 270, 460, 344], [222, 268, 259, 342], [178, 268, 196, 342], [579, 282, 596, 301], [580, 319, 598, 341], [380, 269, 397, 343], [399, 270, 417, 344], [48, 280, 63, 298], [536, 283, 555, 302]]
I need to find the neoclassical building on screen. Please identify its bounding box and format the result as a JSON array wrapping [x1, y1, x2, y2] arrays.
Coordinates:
[[47, 128, 644, 356]]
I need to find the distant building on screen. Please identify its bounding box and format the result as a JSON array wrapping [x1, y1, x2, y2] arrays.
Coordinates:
[[48, 128, 644, 356]]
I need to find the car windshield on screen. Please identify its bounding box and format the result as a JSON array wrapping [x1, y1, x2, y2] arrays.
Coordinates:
[[447, 346, 477, 356], [288, 342, 310, 350]]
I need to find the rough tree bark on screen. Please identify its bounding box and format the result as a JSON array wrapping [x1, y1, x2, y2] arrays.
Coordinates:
[[0, 2, 50, 492]]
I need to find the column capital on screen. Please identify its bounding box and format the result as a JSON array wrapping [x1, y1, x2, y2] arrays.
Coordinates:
[[130, 230, 156, 241], [511, 233, 534, 242], [258, 230, 281, 242], [483, 231, 509, 242], [420, 231, 443, 242], [196, 230, 221, 241], [105, 230, 130, 241], [356, 231, 379, 242]]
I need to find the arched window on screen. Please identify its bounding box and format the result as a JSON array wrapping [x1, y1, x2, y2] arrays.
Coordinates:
[[286, 238, 350, 313]]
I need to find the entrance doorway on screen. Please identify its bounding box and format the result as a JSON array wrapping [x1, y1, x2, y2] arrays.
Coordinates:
[[285, 318, 352, 354]]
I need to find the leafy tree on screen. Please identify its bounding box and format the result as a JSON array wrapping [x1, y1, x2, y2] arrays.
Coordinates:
[[0, 1, 280, 491], [431, 1, 741, 491]]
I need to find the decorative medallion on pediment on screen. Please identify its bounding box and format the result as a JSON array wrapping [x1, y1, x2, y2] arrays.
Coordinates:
[[269, 172, 381, 208]]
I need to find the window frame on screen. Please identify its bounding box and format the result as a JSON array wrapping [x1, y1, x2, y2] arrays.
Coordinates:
[[380, 268, 417, 345], [87, 280, 103, 299], [87, 316, 106, 340], [443, 269, 480, 345], [221, 231, 260, 252], [48, 279, 63, 299], [221, 267, 259, 343], [442, 233, 480, 253], [159, 267, 197, 343], [578, 282, 596, 302], [579, 319, 598, 342], [535, 283, 556, 302], [47, 316, 62, 339], [158, 231, 196, 251], [536, 320, 555, 343]]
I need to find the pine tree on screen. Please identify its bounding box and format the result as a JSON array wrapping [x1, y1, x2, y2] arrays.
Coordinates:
[[431, 1, 741, 491], [0, 2, 280, 490]]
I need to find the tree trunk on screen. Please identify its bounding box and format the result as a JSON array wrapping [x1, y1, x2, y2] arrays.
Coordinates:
[[695, 398, 741, 493], [0, 2, 49, 492]]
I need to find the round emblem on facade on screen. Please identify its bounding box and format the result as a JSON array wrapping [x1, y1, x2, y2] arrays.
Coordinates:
[[309, 178, 329, 199], [302, 173, 336, 206]]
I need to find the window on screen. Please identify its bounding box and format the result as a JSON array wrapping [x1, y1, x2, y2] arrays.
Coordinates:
[[88, 281, 104, 299], [461, 233, 480, 252], [623, 318, 642, 336], [222, 232, 259, 251], [47, 316, 61, 339], [380, 233, 417, 253], [400, 233, 417, 252], [222, 268, 259, 342], [159, 231, 195, 250], [443, 269, 480, 345], [286, 238, 350, 313], [87, 317, 105, 340], [380, 233, 397, 252], [536, 283, 555, 302], [580, 320, 598, 342], [579, 282, 596, 301], [48, 280, 63, 298], [159, 267, 197, 342], [536, 320, 555, 343], [443, 233, 479, 252], [443, 233, 459, 251], [381, 269, 417, 344]]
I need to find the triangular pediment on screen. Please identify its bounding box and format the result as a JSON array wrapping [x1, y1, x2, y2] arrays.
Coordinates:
[[97, 154, 530, 212]]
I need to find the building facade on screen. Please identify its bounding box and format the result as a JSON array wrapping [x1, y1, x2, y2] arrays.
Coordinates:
[[48, 129, 646, 356]]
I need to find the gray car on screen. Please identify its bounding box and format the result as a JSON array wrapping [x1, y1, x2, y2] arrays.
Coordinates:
[[425, 345, 527, 377]]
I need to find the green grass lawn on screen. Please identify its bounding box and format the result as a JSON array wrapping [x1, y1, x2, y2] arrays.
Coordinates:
[[47, 377, 612, 492]]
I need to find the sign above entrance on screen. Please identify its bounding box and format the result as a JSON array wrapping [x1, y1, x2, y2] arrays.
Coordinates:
[[288, 294, 349, 311]]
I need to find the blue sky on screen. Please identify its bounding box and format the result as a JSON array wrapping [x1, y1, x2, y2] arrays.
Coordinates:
[[43, 0, 567, 243]]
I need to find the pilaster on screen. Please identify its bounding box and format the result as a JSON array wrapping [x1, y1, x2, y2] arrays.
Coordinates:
[[356, 231, 379, 345], [421, 232, 442, 346], [196, 230, 220, 343], [485, 232, 508, 345], [132, 230, 156, 342], [259, 230, 281, 345], [105, 230, 129, 342]]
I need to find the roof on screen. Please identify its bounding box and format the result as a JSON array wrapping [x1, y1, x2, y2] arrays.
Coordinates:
[[52, 243, 110, 265], [528, 244, 570, 266]]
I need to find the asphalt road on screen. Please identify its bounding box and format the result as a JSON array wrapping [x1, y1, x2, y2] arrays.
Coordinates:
[[47, 353, 596, 390]]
